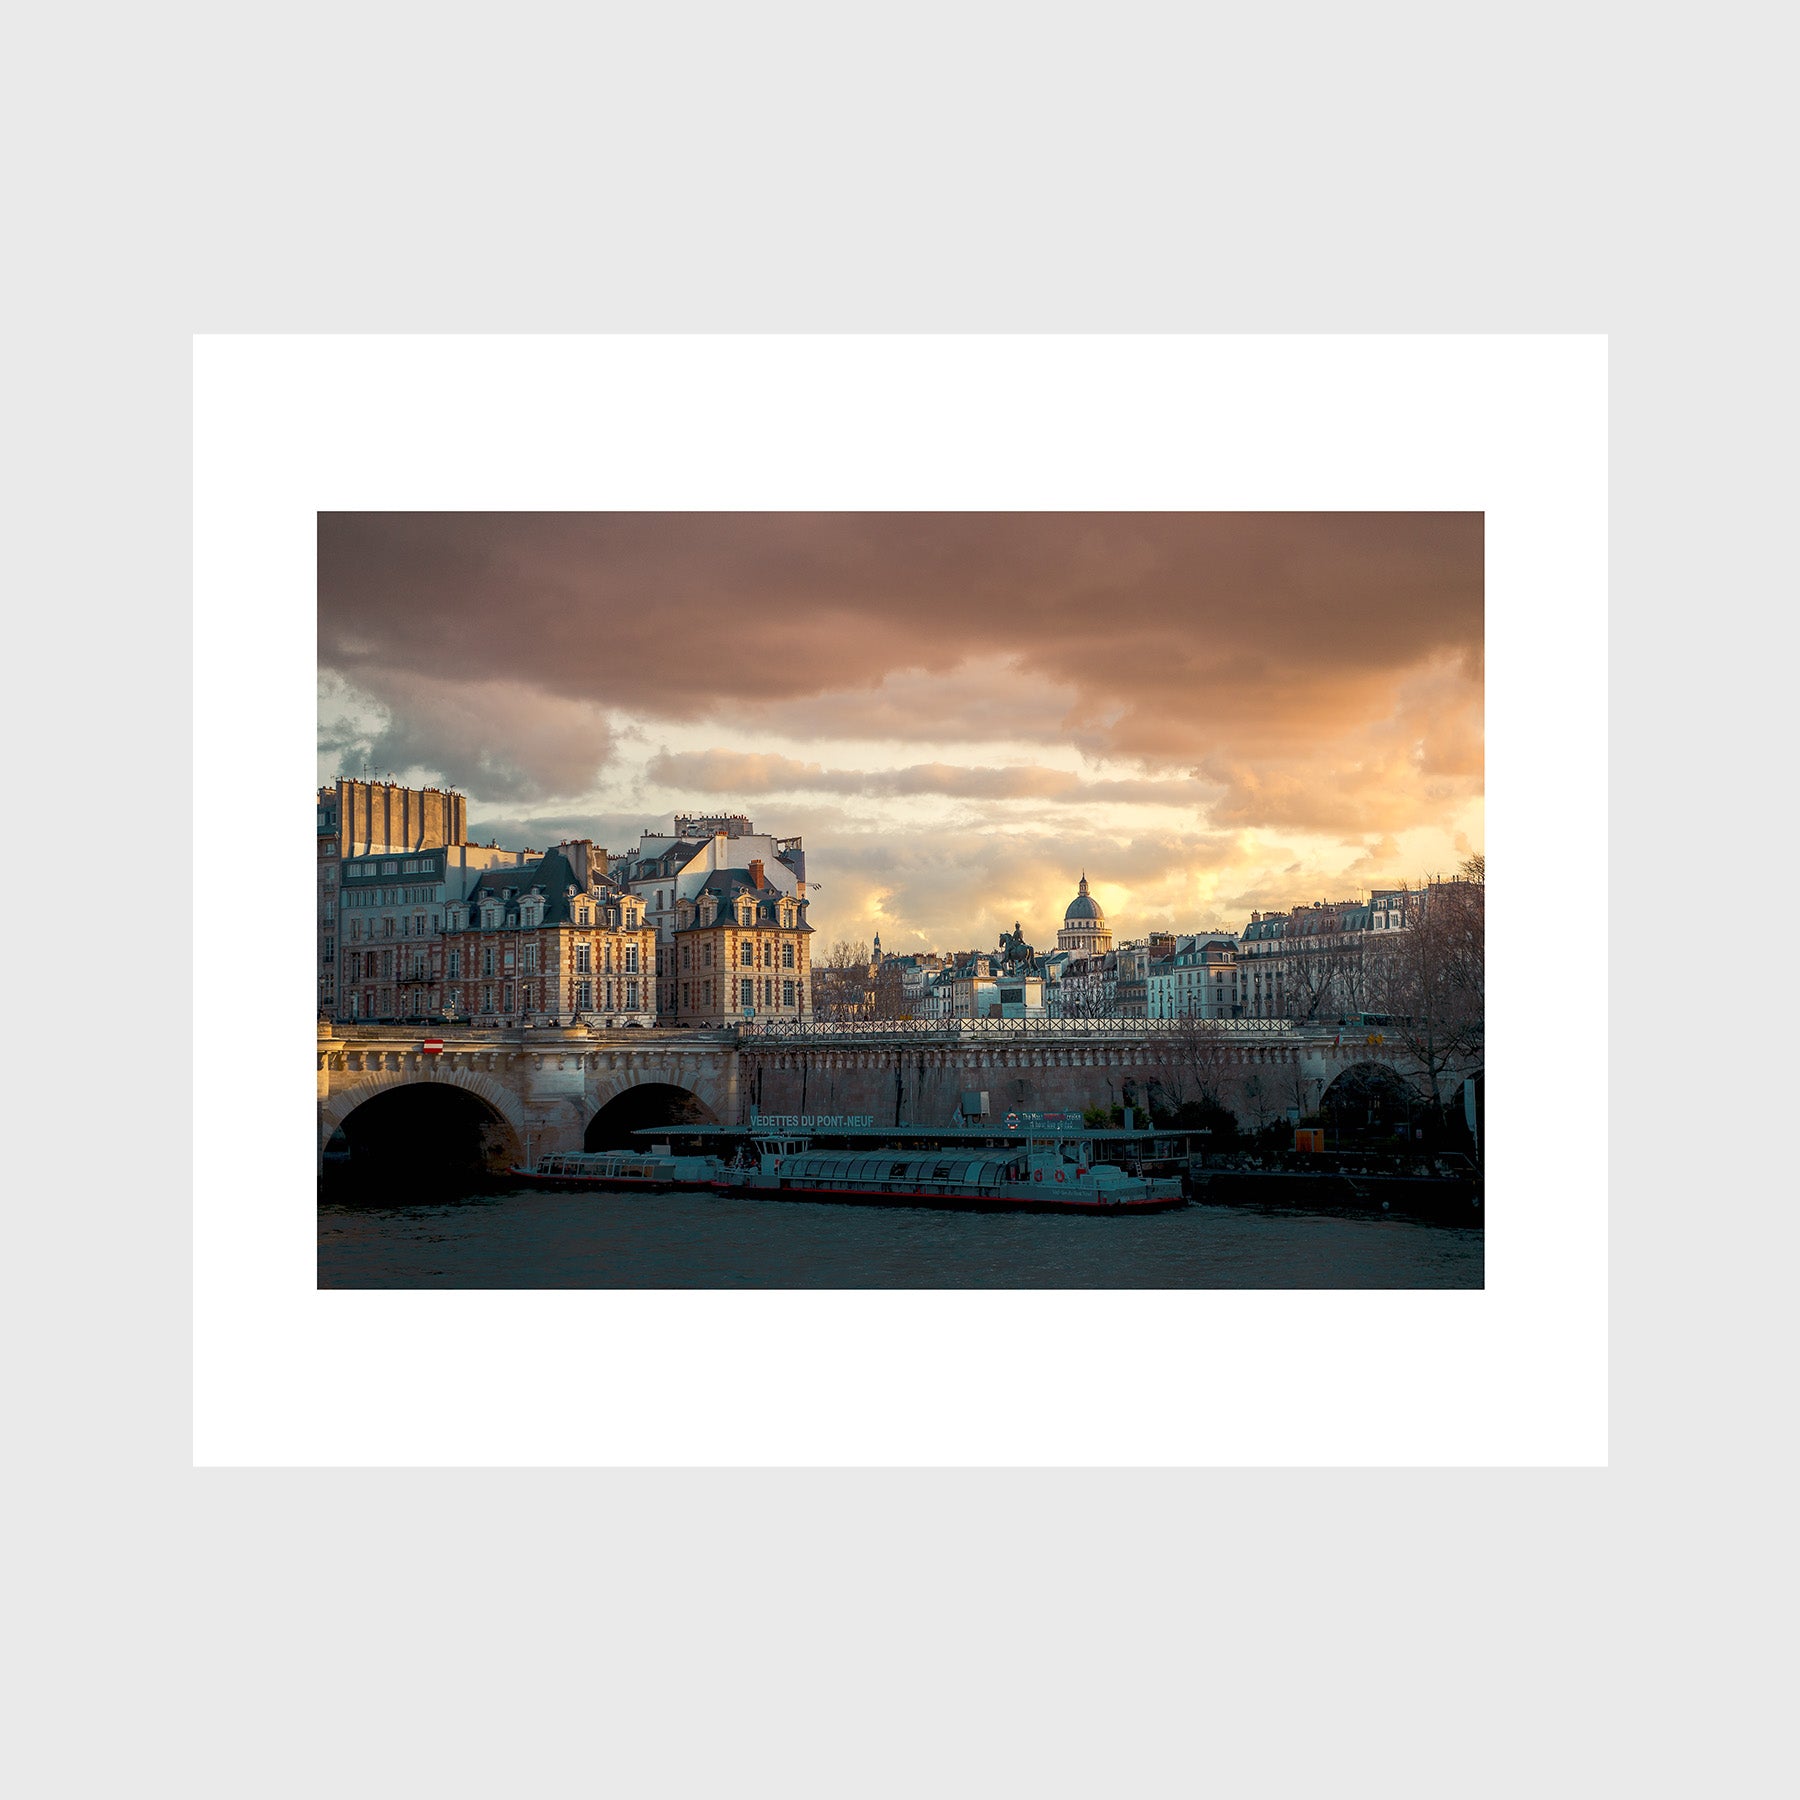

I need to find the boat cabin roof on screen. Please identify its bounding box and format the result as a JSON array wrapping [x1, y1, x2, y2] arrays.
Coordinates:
[[634, 1123, 1203, 1140]]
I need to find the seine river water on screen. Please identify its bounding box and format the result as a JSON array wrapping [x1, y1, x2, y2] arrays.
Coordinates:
[[318, 1183, 1483, 1288]]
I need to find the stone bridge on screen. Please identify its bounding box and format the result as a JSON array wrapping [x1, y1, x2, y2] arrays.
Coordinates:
[[318, 1018, 1479, 1167]]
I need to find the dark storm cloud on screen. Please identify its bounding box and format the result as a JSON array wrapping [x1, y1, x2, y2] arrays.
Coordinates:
[[319, 512, 1483, 795], [319, 669, 615, 802]]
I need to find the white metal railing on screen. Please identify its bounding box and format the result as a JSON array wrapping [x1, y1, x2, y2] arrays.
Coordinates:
[[736, 1017, 1297, 1040]]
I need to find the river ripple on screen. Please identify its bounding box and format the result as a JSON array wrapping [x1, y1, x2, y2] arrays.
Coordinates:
[[318, 1183, 1483, 1289]]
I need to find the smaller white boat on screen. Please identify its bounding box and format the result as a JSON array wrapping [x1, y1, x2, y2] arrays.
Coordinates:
[[509, 1147, 726, 1191]]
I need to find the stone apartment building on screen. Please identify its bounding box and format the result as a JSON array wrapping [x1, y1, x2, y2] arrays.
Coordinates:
[[335, 838, 539, 1021], [1113, 936, 1176, 1017], [1238, 890, 1410, 1020], [1050, 950, 1118, 1018], [923, 952, 1047, 1020], [318, 778, 529, 1018], [324, 799, 816, 1027], [1147, 934, 1243, 1018], [903, 954, 950, 1011], [669, 860, 813, 1025], [432, 846, 657, 1027], [606, 814, 807, 1017]]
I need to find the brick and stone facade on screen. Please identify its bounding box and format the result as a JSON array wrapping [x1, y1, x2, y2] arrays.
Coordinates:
[[433, 849, 656, 1027], [605, 815, 807, 1020], [671, 861, 813, 1025]]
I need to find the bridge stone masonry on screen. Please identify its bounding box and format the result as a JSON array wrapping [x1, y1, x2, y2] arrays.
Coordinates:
[[318, 1017, 1479, 1168], [317, 1022, 745, 1167]]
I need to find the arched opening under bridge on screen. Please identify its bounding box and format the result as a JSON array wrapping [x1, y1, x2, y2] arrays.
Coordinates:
[[1319, 1061, 1421, 1148], [585, 1083, 720, 1150], [330, 1083, 518, 1194]]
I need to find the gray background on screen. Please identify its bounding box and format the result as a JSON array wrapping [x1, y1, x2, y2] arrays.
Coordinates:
[[15, 1, 1765, 1793]]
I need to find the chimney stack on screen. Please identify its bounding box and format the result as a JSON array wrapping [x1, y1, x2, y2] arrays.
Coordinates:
[[748, 858, 766, 888]]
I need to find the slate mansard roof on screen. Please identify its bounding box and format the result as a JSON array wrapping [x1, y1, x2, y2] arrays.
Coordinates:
[[676, 870, 813, 932], [464, 851, 641, 928]]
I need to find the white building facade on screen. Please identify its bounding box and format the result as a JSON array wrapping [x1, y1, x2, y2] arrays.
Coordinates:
[[1147, 934, 1243, 1018]]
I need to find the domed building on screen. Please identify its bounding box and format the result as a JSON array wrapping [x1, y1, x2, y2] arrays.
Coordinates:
[[1056, 873, 1113, 955]]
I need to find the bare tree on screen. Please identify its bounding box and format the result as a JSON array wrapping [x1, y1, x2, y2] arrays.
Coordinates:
[[1279, 938, 1347, 1021], [1331, 935, 1384, 1019], [813, 939, 874, 1021], [1366, 870, 1485, 1115], [869, 958, 916, 1020], [1150, 1014, 1232, 1109], [1144, 1013, 1255, 1134], [1241, 1068, 1273, 1131]]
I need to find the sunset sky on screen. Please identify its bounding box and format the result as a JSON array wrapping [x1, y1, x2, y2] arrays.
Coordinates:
[[317, 513, 1483, 954]]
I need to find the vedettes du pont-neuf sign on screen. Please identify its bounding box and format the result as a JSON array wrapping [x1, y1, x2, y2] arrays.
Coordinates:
[[749, 1113, 875, 1130]]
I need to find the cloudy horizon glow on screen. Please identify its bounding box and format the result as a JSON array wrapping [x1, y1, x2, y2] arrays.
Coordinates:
[[318, 512, 1483, 953]]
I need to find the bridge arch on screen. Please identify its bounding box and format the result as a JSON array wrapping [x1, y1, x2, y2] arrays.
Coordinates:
[[585, 1082, 720, 1149], [1319, 1059, 1420, 1145], [319, 1067, 528, 1172]]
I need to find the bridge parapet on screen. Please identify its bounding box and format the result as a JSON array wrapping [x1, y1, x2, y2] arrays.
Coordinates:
[[321, 1023, 737, 1050], [737, 1017, 1297, 1045]]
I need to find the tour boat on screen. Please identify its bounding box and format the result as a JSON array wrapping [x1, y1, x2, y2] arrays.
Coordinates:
[[710, 1131, 1184, 1213], [509, 1148, 727, 1192]]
